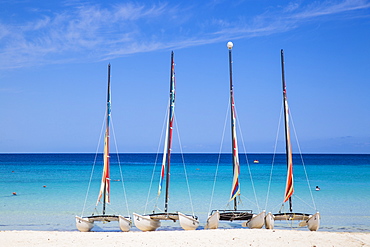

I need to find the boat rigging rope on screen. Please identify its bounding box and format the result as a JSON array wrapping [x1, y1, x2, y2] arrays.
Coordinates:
[[265, 102, 284, 210], [266, 103, 318, 212], [235, 106, 261, 212], [294, 194, 317, 210], [174, 114, 197, 216], [207, 102, 229, 214], [289, 112, 317, 211], [111, 116, 130, 216], [80, 110, 106, 216], [144, 104, 168, 214]]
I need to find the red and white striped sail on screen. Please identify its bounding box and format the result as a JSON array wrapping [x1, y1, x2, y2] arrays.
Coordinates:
[[283, 97, 294, 202], [158, 116, 169, 196], [96, 64, 112, 206], [158, 52, 175, 199], [281, 50, 294, 203]]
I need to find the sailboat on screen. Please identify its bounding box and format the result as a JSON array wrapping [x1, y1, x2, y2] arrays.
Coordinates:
[[205, 42, 265, 230], [75, 64, 132, 232], [133, 51, 199, 231], [265, 49, 320, 231]]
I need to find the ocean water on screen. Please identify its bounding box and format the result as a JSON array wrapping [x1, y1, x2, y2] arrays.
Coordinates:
[[0, 153, 369, 232]]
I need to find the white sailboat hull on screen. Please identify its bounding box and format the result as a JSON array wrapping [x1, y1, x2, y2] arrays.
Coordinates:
[[266, 212, 320, 231], [205, 211, 220, 229], [178, 212, 199, 230], [307, 212, 320, 231], [76, 215, 131, 232], [75, 216, 94, 232], [118, 215, 132, 232], [265, 212, 275, 229], [133, 213, 161, 231], [242, 210, 265, 229]]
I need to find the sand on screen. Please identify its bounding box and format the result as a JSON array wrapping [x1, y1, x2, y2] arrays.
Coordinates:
[[1, 229, 370, 247]]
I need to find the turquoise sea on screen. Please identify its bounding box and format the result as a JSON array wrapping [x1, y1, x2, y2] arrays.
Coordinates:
[[1, 153, 369, 232]]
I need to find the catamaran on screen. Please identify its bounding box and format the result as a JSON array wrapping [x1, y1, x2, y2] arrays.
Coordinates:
[[265, 49, 320, 231], [205, 42, 265, 230], [133, 52, 199, 231], [75, 64, 131, 232]]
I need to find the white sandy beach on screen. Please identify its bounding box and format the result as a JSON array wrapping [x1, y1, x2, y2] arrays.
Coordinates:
[[1, 229, 369, 247]]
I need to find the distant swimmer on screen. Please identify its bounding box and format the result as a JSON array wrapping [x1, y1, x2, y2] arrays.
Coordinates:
[[43, 185, 47, 188], [315, 186, 320, 191], [12, 192, 17, 195]]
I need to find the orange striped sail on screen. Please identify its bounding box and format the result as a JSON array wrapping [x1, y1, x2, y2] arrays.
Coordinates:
[[283, 99, 294, 202], [281, 49, 294, 203]]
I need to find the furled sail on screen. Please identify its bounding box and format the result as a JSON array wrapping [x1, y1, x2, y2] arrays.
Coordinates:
[[158, 120, 168, 196], [158, 52, 176, 198], [229, 79, 240, 201], [283, 98, 294, 202], [96, 64, 112, 205]]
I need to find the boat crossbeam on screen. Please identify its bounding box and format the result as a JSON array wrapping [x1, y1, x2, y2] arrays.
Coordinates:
[[273, 212, 311, 221], [149, 213, 180, 222], [86, 215, 120, 222], [148, 212, 198, 222], [213, 209, 253, 221]]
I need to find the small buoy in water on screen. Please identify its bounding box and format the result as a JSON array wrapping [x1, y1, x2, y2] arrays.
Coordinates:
[[43, 185, 47, 188], [12, 192, 17, 195]]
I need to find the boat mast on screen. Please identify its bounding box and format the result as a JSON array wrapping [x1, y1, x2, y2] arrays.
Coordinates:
[[227, 42, 240, 211], [164, 51, 175, 213], [281, 50, 294, 212]]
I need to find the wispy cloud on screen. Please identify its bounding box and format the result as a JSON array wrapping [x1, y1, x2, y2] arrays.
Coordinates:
[[0, 2, 174, 68], [290, 0, 370, 19], [213, 0, 370, 39], [0, 0, 369, 69]]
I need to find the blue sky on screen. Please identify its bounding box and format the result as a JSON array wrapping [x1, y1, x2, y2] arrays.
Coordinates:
[[0, 0, 369, 153]]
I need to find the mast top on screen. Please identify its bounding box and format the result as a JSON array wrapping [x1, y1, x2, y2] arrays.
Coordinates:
[[227, 41, 233, 49]]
